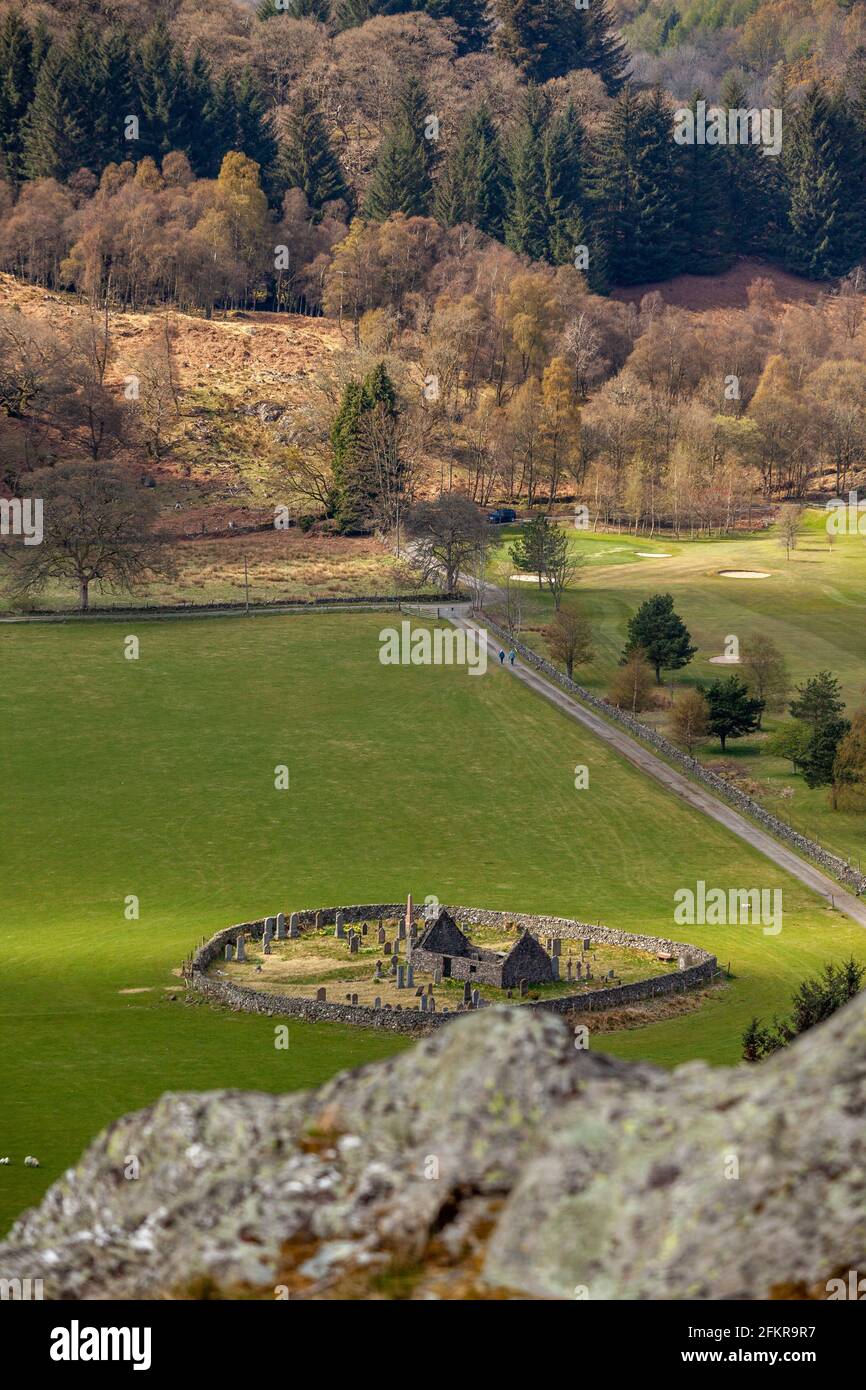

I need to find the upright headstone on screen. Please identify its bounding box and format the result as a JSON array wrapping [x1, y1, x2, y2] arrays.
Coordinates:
[[377, 925, 386, 945], [225, 943, 234, 961], [566, 959, 573, 981], [433, 967, 442, 986], [374, 997, 382, 1010], [374, 961, 383, 981], [384, 941, 392, 956], [263, 921, 273, 947], [289, 913, 300, 940], [277, 912, 287, 940], [427, 981, 434, 995], [519, 978, 528, 998], [393, 938, 400, 956], [583, 938, 591, 952], [396, 965, 406, 990], [316, 987, 326, 1002], [397, 921, 406, 941], [463, 981, 472, 1006], [428, 998, 436, 1014], [419, 993, 428, 1012], [351, 993, 358, 1006], [471, 989, 480, 1009], [405, 894, 413, 930], [236, 935, 246, 962], [390, 954, 398, 974], [361, 923, 368, 936], [350, 935, 360, 955], [406, 964, 414, 987], [550, 956, 559, 980], [575, 961, 582, 979], [334, 912, 345, 939], [315, 910, 323, 929]]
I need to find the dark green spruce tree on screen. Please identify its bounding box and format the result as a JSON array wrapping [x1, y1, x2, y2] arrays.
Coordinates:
[[364, 77, 434, 220], [678, 92, 734, 274], [276, 86, 351, 211], [544, 101, 589, 265], [22, 44, 85, 179], [592, 85, 685, 285], [0, 10, 36, 182], [234, 68, 278, 183], [505, 85, 550, 260], [330, 363, 400, 533], [784, 83, 849, 279], [435, 102, 508, 239], [494, 0, 628, 91]]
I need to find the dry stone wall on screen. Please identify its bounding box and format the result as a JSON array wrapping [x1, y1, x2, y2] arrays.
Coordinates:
[[184, 905, 718, 1034], [483, 615, 866, 896]]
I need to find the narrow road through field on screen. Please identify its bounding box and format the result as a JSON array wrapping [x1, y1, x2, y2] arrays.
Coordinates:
[[450, 611, 866, 930]]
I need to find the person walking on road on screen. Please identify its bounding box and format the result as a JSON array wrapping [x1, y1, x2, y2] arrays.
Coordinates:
[[508, 649, 516, 667], [498, 649, 506, 666]]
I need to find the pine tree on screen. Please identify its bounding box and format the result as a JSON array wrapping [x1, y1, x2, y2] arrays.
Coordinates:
[[22, 45, 85, 179], [234, 67, 278, 181], [423, 0, 490, 53], [719, 73, 774, 257], [0, 11, 35, 181], [544, 101, 587, 265], [435, 102, 508, 238], [98, 27, 136, 170], [330, 363, 400, 532], [186, 50, 218, 177], [592, 86, 685, 286], [785, 84, 848, 279], [276, 86, 351, 211], [364, 78, 433, 220], [494, 0, 628, 91], [204, 72, 239, 178], [623, 592, 696, 683], [678, 91, 733, 274], [505, 85, 550, 260]]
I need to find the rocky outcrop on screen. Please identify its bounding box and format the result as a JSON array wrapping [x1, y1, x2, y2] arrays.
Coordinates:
[[2, 997, 865, 1300]]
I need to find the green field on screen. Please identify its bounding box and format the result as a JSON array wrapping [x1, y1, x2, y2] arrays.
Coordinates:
[[1, 609, 864, 1235], [494, 511, 866, 861]]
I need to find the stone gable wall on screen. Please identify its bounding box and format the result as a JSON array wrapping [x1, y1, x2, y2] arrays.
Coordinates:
[[184, 905, 719, 1033]]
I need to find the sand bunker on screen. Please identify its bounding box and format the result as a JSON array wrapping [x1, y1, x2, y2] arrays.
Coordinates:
[[510, 574, 543, 583], [718, 570, 771, 579], [118, 987, 153, 995], [635, 551, 672, 558], [709, 654, 741, 664]]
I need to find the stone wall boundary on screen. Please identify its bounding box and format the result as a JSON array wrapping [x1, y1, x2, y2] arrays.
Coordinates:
[[481, 615, 866, 897], [184, 904, 719, 1034]]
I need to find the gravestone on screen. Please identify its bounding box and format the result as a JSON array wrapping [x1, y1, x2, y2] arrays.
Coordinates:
[[433, 967, 442, 986], [575, 961, 582, 978], [289, 913, 300, 939], [374, 997, 381, 1010], [225, 943, 234, 961], [396, 965, 406, 990], [374, 961, 383, 981], [471, 989, 480, 1009], [519, 979, 528, 998], [377, 926, 386, 945], [315, 911, 323, 929], [551, 957, 559, 980], [389, 955, 398, 974], [405, 894, 413, 929], [334, 912, 345, 939], [566, 960, 572, 981], [264, 941, 272, 955], [583, 939, 591, 952], [397, 921, 406, 941], [419, 994, 427, 1012], [406, 965, 414, 987], [393, 939, 400, 956], [316, 987, 326, 1002], [361, 923, 368, 936], [384, 941, 392, 955], [351, 993, 358, 1005], [236, 936, 246, 962], [463, 981, 472, 1006], [350, 935, 360, 955], [427, 981, 434, 995]]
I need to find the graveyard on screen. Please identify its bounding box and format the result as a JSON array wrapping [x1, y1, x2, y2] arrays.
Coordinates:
[[2, 609, 864, 1233], [209, 903, 675, 1014]]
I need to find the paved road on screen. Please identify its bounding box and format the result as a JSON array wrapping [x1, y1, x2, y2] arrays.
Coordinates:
[[450, 612, 866, 930]]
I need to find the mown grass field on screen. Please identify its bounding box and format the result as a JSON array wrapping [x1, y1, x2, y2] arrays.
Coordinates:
[[2, 609, 864, 1234], [492, 510, 866, 861]]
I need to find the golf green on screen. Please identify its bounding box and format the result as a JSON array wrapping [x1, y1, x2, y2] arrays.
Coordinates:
[[1, 610, 863, 1234]]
